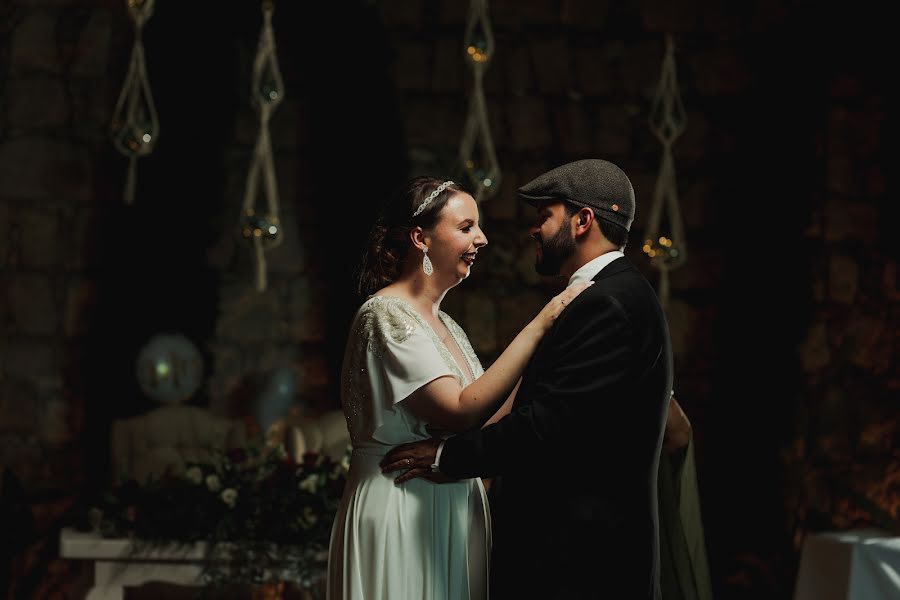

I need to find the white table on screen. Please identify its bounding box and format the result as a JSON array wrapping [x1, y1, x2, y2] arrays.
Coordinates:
[[60, 527, 209, 600], [793, 529, 900, 600]]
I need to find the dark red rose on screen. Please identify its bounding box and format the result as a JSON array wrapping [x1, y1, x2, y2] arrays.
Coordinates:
[[227, 448, 247, 463], [302, 452, 320, 468]]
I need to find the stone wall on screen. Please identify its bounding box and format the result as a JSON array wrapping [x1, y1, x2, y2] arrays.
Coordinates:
[[1, 0, 115, 494]]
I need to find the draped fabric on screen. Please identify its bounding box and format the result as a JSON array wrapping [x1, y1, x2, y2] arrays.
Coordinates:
[[658, 437, 714, 600]]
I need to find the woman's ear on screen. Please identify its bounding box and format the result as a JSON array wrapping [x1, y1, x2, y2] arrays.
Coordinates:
[[409, 226, 427, 250]]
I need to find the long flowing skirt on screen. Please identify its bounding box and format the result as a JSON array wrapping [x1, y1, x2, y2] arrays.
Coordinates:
[[327, 448, 491, 600]]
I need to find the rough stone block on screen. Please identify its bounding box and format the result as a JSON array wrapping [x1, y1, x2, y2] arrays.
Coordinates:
[[1, 338, 58, 379], [689, 48, 751, 96], [828, 254, 858, 304], [678, 179, 714, 230], [592, 104, 633, 156], [824, 200, 878, 242], [572, 46, 616, 97], [437, 0, 467, 25], [71, 9, 111, 77], [553, 102, 592, 157], [64, 278, 96, 337], [622, 39, 666, 98], [0, 138, 93, 202], [0, 434, 43, 490], [10, 11, 61, 76], [496, 289, 545, 349], [507, 97, 551, 151], [0, 203, 10, 265], [38, 380, 72, 444], [492, 0, 558, 27], [480, 51, 506, 95], [432, 37, 465, 93], [464, 292, 497, 354], [674, 110, 709, 162], [296, 354, 330, 396], [8, 274, 58, 335], [263, 211, 307, 277], [402, 96, 461, 148], [5, 77, 70, 130], [641, 0, 699, 32], [20, 207, 59, 269], [515, 239, 542, 286], [665, 299, 703, 358], [482, 232, 517, 282], [287, 276, 326, 343], [844, 311, 886, 371], [378, 0, 425, 27], [254, 344, 299, 377], [667, 248, 724, 292], [484, 169, 518, 221], [392, 40, 432, 92], [216, 280, 283, 342], [61, 206, 96, 271], [827, 107, 882, 160], [800, 322, 831, 372], [502, 42, 535, 95], [699, 2, 748, 37], [0, 378, 39, 433], [561, 0, 611, 29], [531, 38, 572, 95], [825, 156, 856, 196], [69, 78, 114, 140]]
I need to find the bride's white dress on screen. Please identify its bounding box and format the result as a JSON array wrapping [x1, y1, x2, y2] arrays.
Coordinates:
[[327, 296, 490, 600]]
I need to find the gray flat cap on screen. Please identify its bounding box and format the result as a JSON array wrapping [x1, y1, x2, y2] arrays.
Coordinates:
[[518, 159, 635, 231]]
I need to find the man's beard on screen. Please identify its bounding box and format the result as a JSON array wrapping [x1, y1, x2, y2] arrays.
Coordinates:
[[534, 222, 575, 276]]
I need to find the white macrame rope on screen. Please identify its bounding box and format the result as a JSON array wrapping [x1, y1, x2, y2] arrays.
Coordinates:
[[111, 0, 158, 205], [241, 1, 285, 292], [459, 0, 501, 204], [646, 34, 688, 310]]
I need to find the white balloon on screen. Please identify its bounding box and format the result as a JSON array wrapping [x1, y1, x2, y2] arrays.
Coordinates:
[[135, 333, 204, 404]]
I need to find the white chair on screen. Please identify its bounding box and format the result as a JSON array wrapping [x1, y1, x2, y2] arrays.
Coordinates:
[[285, 410, 350, 464], [110, 405, 246, 484]]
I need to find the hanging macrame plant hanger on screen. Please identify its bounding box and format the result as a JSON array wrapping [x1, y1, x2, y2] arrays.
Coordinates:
[[644, 34, 688, 310], [240, 0, 286, 293], [110, 0, 159, 205], [459, 0, 501, 206]]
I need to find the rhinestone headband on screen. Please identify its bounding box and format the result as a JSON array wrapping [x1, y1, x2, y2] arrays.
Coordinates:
[[412, 180, 454, 218]]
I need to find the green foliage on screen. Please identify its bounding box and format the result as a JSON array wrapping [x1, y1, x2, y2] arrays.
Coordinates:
[[88, 442, 349, 588]]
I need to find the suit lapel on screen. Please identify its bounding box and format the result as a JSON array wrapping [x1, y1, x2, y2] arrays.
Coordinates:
[[514, 256, 635, 408]]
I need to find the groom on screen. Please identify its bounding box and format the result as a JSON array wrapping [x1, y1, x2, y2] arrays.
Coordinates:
[[383, 159, 673, 599]]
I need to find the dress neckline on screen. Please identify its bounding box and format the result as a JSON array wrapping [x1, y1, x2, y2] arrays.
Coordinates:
[[366, 294, 476, 385]]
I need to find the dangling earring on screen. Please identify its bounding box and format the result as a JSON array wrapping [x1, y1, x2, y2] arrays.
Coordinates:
[[422, 247, 433, 276]]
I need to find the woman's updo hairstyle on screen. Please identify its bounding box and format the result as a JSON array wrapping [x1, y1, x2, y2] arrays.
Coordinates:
[[356, 177, 466, 297]]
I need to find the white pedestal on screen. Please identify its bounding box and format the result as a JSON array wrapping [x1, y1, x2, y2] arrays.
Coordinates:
[[793, 529, 900, 600], [60, 527, 208, 599]]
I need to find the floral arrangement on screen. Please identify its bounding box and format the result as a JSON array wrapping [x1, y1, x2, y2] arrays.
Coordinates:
[[86, 442, 349, 589]]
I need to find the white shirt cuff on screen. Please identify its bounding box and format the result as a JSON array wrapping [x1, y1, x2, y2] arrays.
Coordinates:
[[431, 440, 447, 473]]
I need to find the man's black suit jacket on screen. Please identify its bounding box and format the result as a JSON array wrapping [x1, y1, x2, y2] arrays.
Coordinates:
[[440, 256, 673, 600]]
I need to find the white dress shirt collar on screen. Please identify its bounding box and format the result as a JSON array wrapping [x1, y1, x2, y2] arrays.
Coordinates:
[[566, 250, 624, 288]]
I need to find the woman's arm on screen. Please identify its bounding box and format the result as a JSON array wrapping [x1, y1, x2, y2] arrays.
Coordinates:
[[403, 283, 591, 432], [482, 379, 520, 428], [663, 395, 692, 454]]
